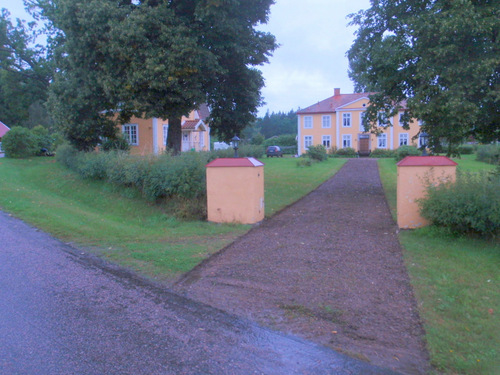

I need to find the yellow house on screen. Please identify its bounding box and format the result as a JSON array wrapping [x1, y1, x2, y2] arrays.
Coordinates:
[[119, 104, 211, 156], [297, 88, 422, 155]]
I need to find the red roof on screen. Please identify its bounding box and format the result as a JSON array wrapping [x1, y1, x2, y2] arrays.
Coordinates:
[[0, 121, 10, 138], [206, 157, 264, 168], [397, 156, 458, 167], [182, 120, 206, 130], [297, 92, 376, 114]]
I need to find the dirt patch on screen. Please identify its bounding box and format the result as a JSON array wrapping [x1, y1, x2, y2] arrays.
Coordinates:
[[174, 159, 430, 374]]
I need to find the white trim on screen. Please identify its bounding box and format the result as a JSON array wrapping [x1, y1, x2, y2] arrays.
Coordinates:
[[342, 134, 352, 148], [152, 118, 158, 154], [377, 133, 387, 149], [297, 115, 302, 154], [304, 116, 313, 129], [342, 112, 352, 127], [336, 113, 340, 148], [122, 124, 139, 146], [390, 127, 394, 150], [322, 135, 331, 149], [399, 133, 409, 146], [322, 115, 331, 128], [304, 135, 313, 150]]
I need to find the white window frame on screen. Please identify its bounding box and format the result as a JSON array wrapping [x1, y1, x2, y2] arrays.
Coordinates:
[[322, 135, 331, 149], [304, 116, 313, 129], [304, 135, 313, 149], [399, 133, 409, 146], [342, 113, 351, 127], [399, 113, 404, 126], [322, 115, 331, 128], [377, 133, 387, 149], [342, 134, 352, 148], [122, 124, 138, 146]]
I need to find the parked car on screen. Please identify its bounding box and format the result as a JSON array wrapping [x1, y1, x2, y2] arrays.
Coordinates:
[[266, 145, 283, 157]]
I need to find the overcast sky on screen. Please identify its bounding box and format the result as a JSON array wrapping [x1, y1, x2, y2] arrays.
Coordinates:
[[5, 0, 371, 116]]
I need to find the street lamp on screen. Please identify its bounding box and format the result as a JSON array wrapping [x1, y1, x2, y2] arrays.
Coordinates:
[[231, 135, 240, 158], [419, 132, 429, 156]]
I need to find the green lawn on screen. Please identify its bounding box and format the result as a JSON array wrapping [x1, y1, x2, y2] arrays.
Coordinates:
[[0, 156, 345, 281], [378, 156, 499, 374]]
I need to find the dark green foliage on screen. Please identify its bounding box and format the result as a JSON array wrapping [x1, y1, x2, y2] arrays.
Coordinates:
[[306, 145, 327, 161], [395, 145, 421, 161], [0, 10, 52, 128], [208, 144, 265, 160], [55, 143, 79, 170], [1, 126, 38, 158], [101, 135, 131, 152], [334, 147, 357, 157], [348, 0, 499, 152], [296, 158, 312, 167], [457, 144, 474, 155], [419, 171, 500, 236], [250, 110, 297, 139], [476, 144, 500, 165], [31, 125, 54, 153], [263, 134, 297, 147], [369, 149, 396, 158]]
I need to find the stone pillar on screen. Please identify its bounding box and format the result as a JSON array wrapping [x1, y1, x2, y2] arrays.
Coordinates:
[[206, 158, 265, 224], [397, 156, 457, 229]]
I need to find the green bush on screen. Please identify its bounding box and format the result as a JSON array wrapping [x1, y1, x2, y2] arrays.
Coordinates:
[[476, 144, 500, 165], [306, 144, 327, 161], [395, 145, 421, 161], [263, 134, 297, 148], [335, 147, 357, 157], [101, 135, 131, 152], [296, 158, 312, 167], [1, 126, 38, 158], [31, 125, 54, 154], [208, 144, 265, 160], [76, 152, 111, 180], [419, 171, 500, 236], [458, 144, 474, 155], [56, 143, 80, 169], [370, 149, 397, 158]]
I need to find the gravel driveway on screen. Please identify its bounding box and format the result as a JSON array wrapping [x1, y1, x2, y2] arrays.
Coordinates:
[[175, 159, 430, 375]]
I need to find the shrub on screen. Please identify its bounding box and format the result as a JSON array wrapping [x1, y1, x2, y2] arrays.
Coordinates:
[[76, 152, 110, 180], [296, 158, 312, 167], [208, 144, 265, 161], [101, 135, 131, 152], [56, 143, 80, 169], [1, 126, 38, 158], [395, 145, 421, 161], [419, 171, 500, 236], [262, 134, 297, 148], [370, 149, 396, 158], [306, 145, 327, 161], [458, 144, 474, 155], [31, 125, 54, 154], [335, 147, 357, 157], [476, 144, 500, 165]]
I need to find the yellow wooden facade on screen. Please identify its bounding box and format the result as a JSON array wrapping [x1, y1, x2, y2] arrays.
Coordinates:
[[297, 89, 422, 155]]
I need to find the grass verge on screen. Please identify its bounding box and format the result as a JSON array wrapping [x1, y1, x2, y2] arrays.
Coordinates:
[[378, 156, 499, 374], [0, 156, 344, 281]]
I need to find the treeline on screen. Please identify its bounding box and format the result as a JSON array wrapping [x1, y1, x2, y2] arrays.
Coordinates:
[[244, 110, 297, 141]]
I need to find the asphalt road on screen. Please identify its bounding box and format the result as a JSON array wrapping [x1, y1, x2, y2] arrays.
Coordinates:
[[0, 210, 399, 375]]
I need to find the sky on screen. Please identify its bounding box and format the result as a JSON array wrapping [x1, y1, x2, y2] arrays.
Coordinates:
[[5, 0, 371, 117]]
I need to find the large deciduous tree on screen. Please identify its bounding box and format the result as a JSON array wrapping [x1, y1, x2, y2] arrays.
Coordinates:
[[348, 0, 499, 153], [32, 0, 276, 152], [0, 8, 52, 128]]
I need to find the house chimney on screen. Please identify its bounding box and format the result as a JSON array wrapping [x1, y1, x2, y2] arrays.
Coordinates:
[[334, 88, 341, 96]]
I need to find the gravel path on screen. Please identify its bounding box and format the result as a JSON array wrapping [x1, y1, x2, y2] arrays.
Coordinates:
[[0, 210, 398, 375], [175, 158, 430, 374]]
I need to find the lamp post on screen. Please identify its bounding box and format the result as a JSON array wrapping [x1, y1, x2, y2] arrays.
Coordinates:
[[231, 135, 240, 158], [419, 132, 429, 156]]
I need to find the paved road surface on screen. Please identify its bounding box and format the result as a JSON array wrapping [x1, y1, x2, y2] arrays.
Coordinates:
[[0, 211, 398, 374]]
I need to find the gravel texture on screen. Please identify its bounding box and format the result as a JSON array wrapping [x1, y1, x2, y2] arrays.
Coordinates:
[[175, 158, 430, 374]]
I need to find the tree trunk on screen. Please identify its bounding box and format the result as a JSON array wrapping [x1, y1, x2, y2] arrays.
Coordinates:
[[166, 117, 182, 155]]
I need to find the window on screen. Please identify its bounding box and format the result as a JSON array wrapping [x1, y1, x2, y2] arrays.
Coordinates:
[[304, 135, 313, 149], [377, 133, 387, 148], [163, 124, 168, 146], [399, 113, 404, 126], [322, 135, 331, 148], [304, 116, 313, 129], [322, 115, 331, 128], [342, 134, 351, 148], [378, 113, 392, 127], [399, 133, 409, 146], [359, 112, 366, 131], [342, 113, 351, 127], [122, 124, 138, 145]]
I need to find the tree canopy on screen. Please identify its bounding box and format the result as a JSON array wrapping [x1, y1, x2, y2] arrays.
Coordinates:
[[31, 0, 276, 151], [348, 0, 499, 153], [0, 8, 52, 128]]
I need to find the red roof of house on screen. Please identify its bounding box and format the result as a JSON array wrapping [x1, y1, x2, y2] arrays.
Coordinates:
[[397, 156, 458, 167], [0, 121, 10, 137], [206, 157, 264, 168], [297, 92, 376, 114], [182, 120, 205, 130]]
